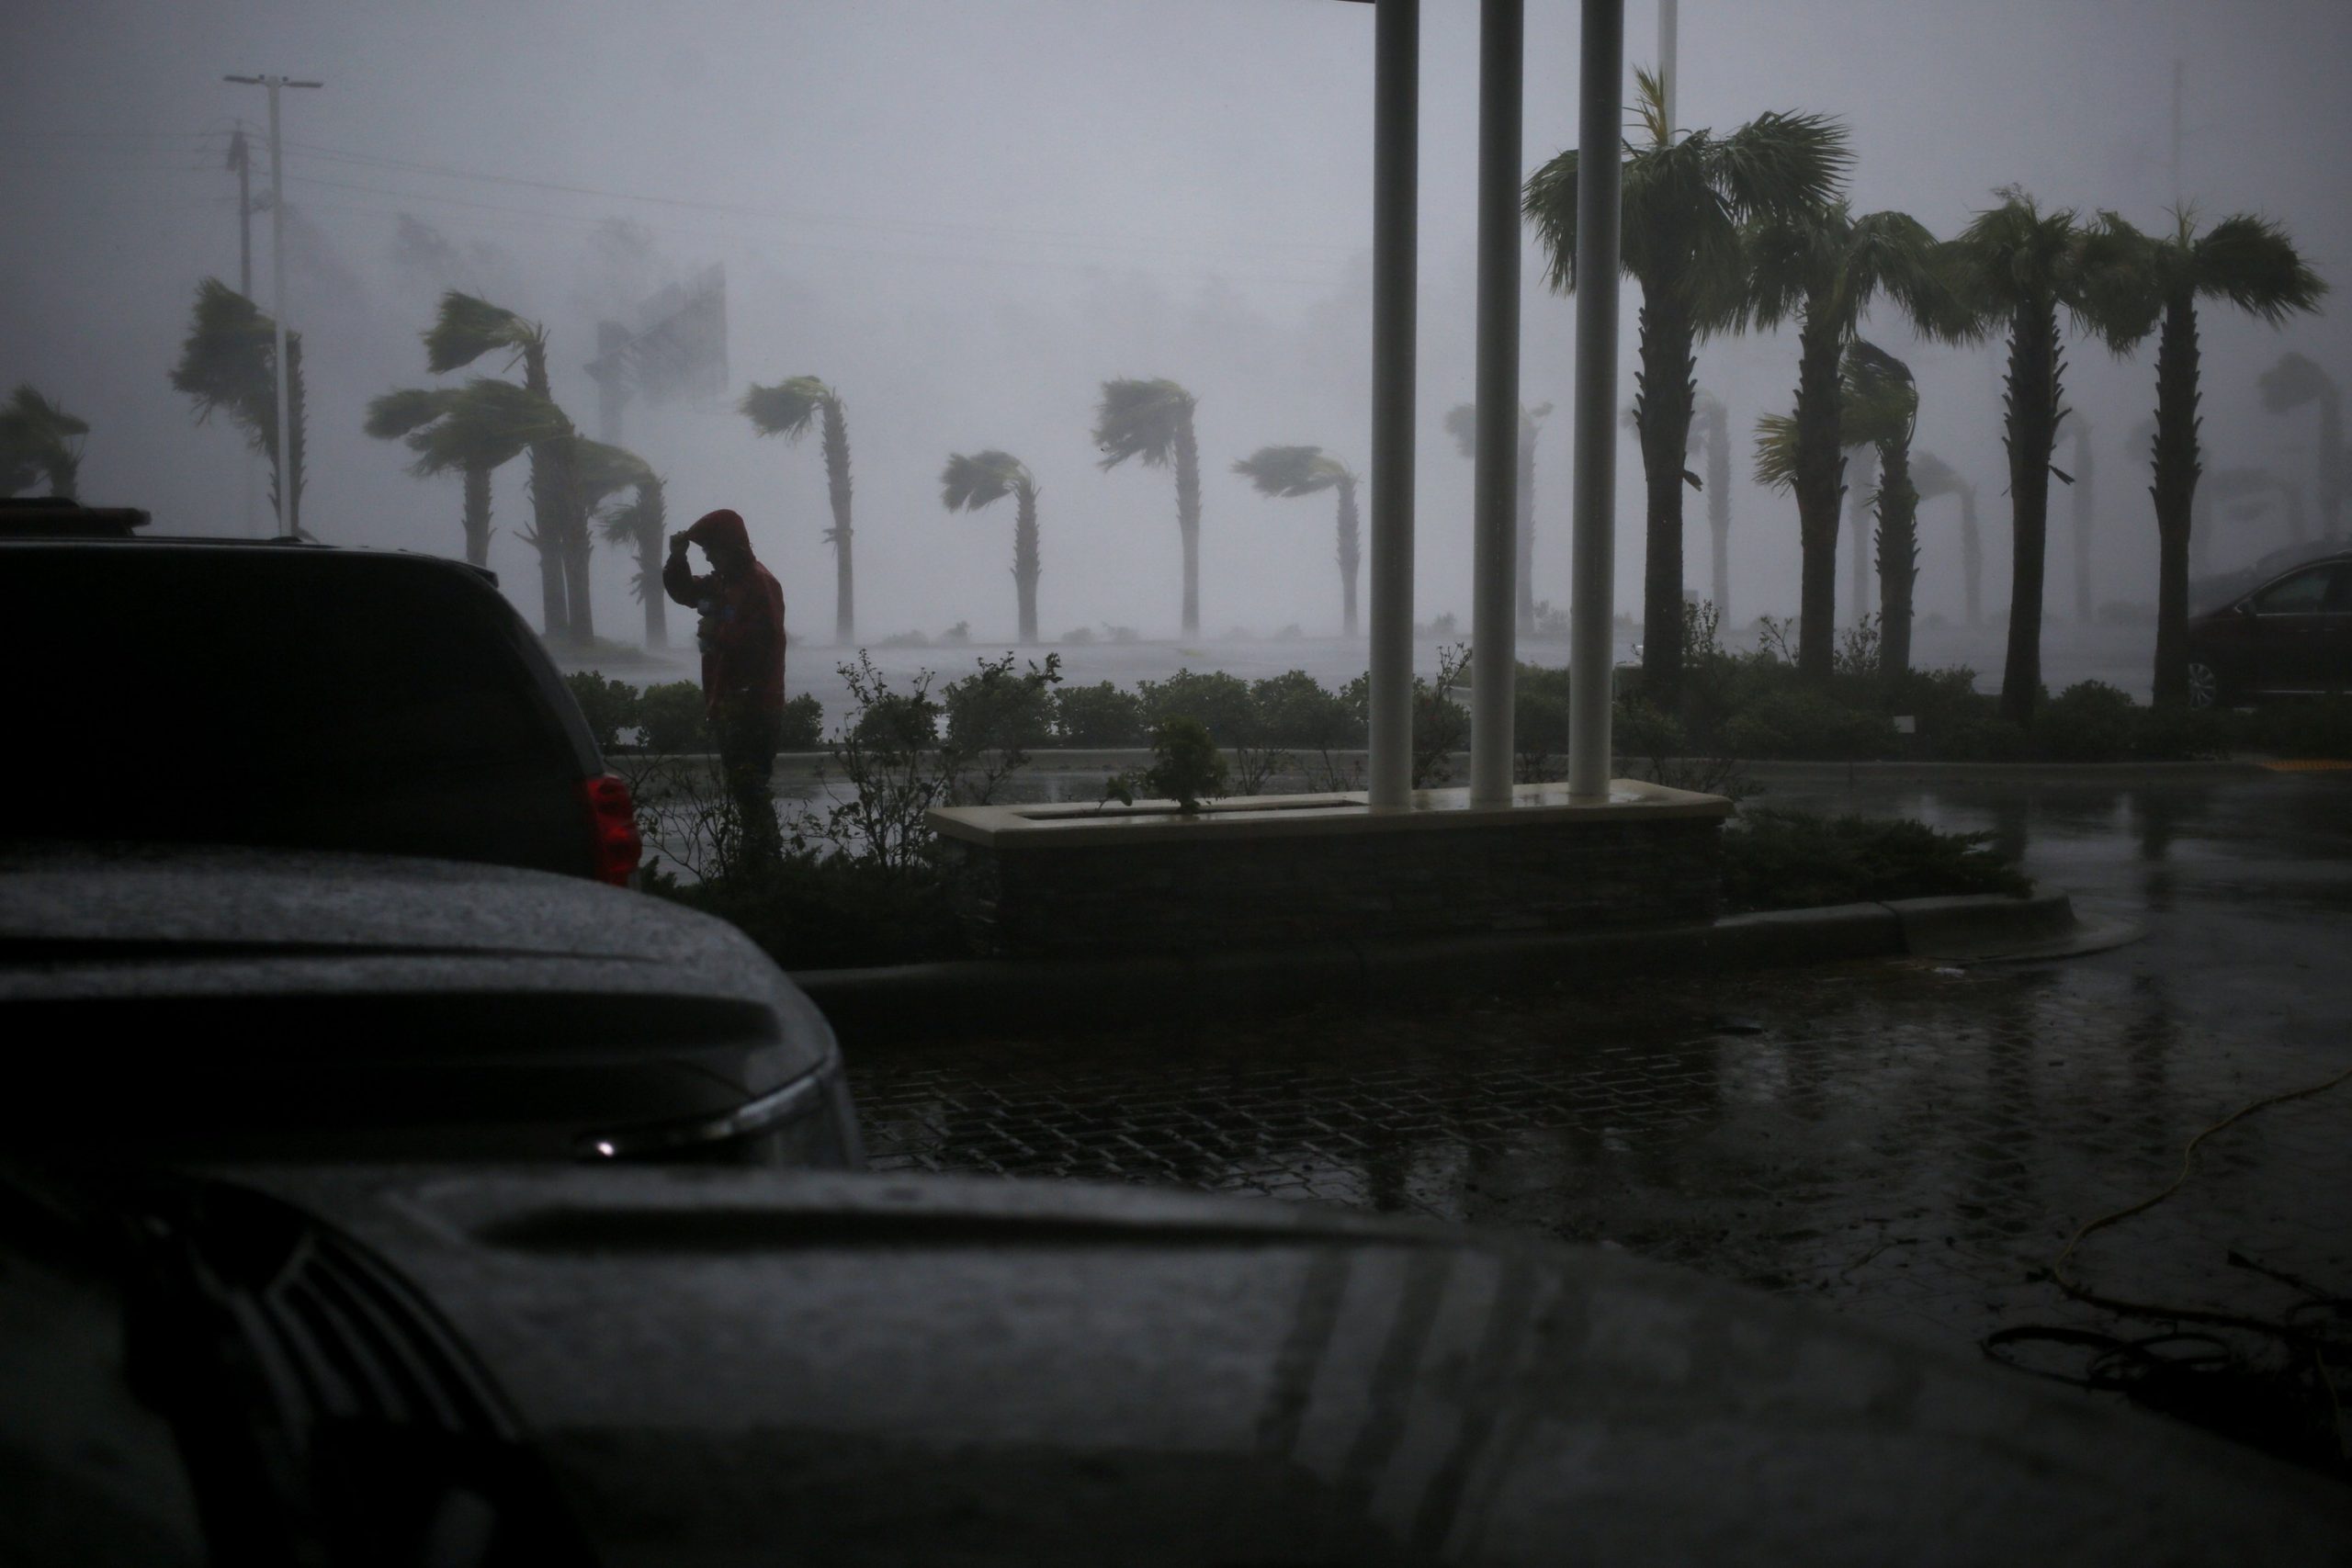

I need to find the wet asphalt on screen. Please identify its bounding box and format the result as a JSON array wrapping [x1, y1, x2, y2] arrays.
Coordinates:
[[847, 764, 2352, 1462]]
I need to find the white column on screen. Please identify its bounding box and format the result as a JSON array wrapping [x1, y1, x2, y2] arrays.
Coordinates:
[[1468, 0, 1523, 806], [1567, 0, 1624, 802], [1367, 0, 1420, 807]]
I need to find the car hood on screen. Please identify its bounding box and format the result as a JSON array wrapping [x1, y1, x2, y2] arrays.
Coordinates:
[[0, 847, 837, 1153], [232, 1165, 2352, 1567]]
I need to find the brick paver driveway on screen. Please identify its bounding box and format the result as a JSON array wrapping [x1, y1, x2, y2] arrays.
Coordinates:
[[847, 768, 2352, 1467]]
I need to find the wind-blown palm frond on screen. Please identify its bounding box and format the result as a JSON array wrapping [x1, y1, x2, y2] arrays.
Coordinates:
[[941, 448, 1031, 513], [169, 279, 277, 434], [573, 438, 652, 515], [399, 378, 567, 479], [1841, 339, 1917, 450], [0, 384, 89, 497], [740, 376, 833, 441], [1233, 444, 1349, 498], [364, 387, 456, 443], [1092, 378, 1194, 469], [423, 290, 543, 375]]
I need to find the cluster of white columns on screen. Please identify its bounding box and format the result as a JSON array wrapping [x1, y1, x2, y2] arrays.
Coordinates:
[[1362, 0, 1624, 808]]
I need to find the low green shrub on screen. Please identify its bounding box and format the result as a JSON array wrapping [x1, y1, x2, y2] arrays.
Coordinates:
[[2035, 680, 2139, 761], [563, 670, 639, 752], [1054, 681, 1147, 746], [943, 657, 1057, 751], [1252, 669, 1363, 749], [1143, 716, 1229, 811], [1722, 690, 1895, 761], [776, 693, 825, 750], [1722, 808, 2032, 913], [635, 680, 710, 752], [1136, 669, 1258, 745]]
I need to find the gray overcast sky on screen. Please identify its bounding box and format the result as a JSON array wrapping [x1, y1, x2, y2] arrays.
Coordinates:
[[6, 0, 2348, 644]]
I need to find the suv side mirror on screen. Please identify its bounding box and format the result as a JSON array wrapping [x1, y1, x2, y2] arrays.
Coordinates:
[[2235, 599, 2258, 618]]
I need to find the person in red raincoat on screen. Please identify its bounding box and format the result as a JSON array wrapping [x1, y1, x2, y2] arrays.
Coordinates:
[[663, 508, 786, 865]]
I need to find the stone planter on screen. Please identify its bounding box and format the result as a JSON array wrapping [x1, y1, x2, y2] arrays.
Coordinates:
[[928, 780, 1734, 959]]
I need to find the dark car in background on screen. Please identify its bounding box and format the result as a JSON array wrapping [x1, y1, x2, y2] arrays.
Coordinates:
[[2183, 548, 2352, 706], [2, 502, 638, 882], [0, 503, 860, 1168]]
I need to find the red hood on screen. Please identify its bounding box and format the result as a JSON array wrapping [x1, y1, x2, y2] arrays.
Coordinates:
[[684, 508, 754, 560]]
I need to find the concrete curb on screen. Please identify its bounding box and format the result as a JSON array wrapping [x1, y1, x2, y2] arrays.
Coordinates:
[[793, 888, 2119, 1047]]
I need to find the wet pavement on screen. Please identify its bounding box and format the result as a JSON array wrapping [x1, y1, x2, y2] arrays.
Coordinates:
[[846, 766, 2352, 1464]]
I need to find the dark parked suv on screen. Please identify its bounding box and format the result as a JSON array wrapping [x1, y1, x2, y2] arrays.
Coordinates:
[[2183, 548, 2352, 707], [0, 503, 860, 1168]]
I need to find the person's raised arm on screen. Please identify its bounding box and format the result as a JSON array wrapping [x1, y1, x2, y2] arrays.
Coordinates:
[[662, 532, 708, 608]]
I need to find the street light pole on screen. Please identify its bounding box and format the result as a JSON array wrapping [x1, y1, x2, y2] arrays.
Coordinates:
[[225, 73, 322, 541], [1567, 0, 1624, 801]]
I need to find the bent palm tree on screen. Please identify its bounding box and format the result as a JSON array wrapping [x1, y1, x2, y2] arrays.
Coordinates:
[[1526, 68, 1850, 698], [371, 378, 565, 578], [741, 376, 854, 644], [1444, 401, 1553, 635], [1940, 191, 2150, 725], [424, 291, 587, 638], [1094, 378, 1204, 634], [940, 450, 1043, 642], [0, 385, 88, 498], [2258, 352, 2343, 544], [1841, 342, 1922, 681], [1234, 445, 1362, 635], [1741, 201, 1944, 681], [1912, 453, 1983, 630], [170, 278, 305, 536], [598, 471, 670, 649], [2105, 212, 2324, 706], [1758, 341, 1920, 676]]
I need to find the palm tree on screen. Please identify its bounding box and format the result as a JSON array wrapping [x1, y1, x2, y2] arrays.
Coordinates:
[[0, 385, 87, 498], [2104, 212, 2324, 707], [1093, 378, 1204, 635], [1526, 69, 1850, 697], [370, 378, 567, 587], [169, 278, 305, 535], [2068, 415, 2096, 622], [1757, 340, 1920, 677], [940, 449, 1044, 642], [741, 376, 854, 644], [1841, 342, 1922, 681], [1739, 201, 1943, 682], [1691, 393, 1732, 621], [2258, 352, 2343, 543], [1443, 401, 1554, 635], [1940, 190, 2150, 725], [424, 291, 589, 639], [1233, 445, 1362, 635], [1913, 453, 1984, 629], [600, 470, 671, 649]]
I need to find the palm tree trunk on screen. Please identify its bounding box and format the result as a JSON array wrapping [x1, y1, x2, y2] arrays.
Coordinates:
[[518, 343, 572, 641], [1175, 413, 1202, 636], [462, 461, 492, 567], [268, 333, 308, 536], [2150, 292, 2200, 708], [1876, 441, 1918, 682], [639, 476, 668, 649], [1846, 445, 1878, 627], [1013, 483, 1040, 644], [821, 398, 854, 644], [2071, 425, 2096, 622], [1336, 476, 1362, 637], [1792, 313, 1844, 682], [1635, 298, 1695, 698], [1998, 302, 2062, 727], [1515, 428, 1536, 636], [1961, 489, 1983, 629], [557, 435, 594, 642], [1707, 410, 1731, 624]]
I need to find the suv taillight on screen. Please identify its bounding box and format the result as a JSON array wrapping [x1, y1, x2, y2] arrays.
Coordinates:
[[581, 773, 643, 886]]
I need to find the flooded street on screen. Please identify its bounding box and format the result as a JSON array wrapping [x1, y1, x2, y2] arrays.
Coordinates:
[[852, 766, 2352, 1453]]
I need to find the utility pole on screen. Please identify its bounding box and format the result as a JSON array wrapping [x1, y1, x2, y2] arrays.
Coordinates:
[[2170, 59, 2184, 208], [226, 125, 252, 296], [225, 73, 322, 541], [1657, 0, 1678, 133]]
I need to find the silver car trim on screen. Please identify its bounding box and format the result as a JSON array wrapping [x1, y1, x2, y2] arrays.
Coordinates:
[[576, 1068, 830, 1160]]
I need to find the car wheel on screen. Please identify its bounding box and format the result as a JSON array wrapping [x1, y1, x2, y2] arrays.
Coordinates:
[[2186, 659, 2222, 709]]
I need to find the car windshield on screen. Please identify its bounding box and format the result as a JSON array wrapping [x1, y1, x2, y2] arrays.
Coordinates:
[[5, 547, 578, 852]]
